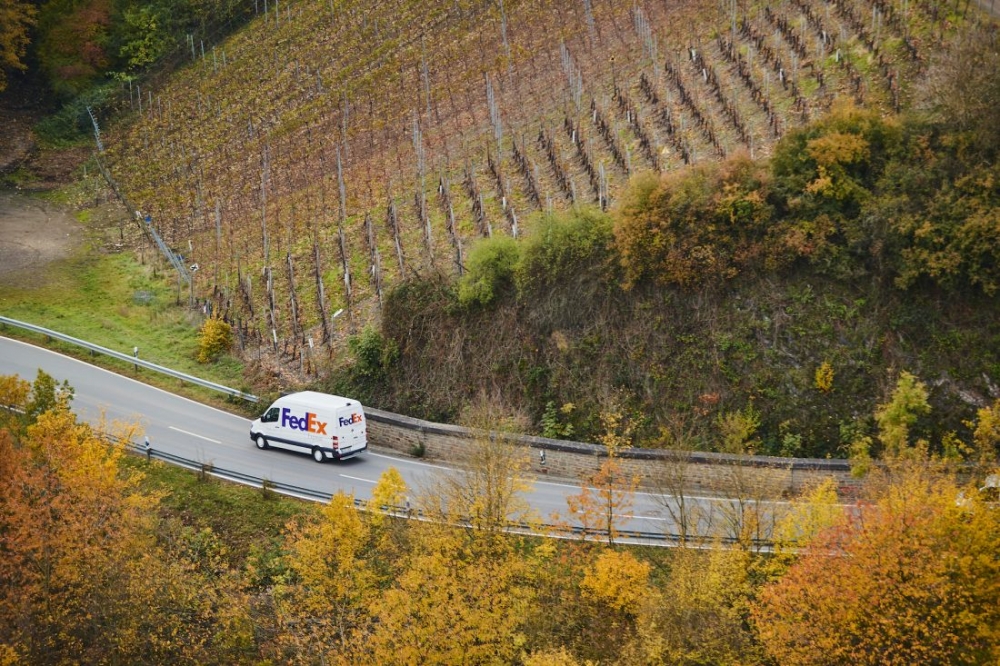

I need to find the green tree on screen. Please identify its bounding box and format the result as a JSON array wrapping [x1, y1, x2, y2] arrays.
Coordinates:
[[875, 370, 930, 456], [115, 3, 175, 71]]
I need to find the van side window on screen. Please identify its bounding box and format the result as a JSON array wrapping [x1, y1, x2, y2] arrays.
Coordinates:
[[261, 407, 280, 423]]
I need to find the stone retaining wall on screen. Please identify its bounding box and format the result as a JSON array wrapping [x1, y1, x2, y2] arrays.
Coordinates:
[[365, 407, 860, 499]]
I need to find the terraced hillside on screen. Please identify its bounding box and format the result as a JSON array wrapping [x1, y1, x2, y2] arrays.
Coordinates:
[[103, 0, 958, 362]]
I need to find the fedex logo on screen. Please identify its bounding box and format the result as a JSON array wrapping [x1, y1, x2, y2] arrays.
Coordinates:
[[281, 408, 327, 434], [339, 413, 363, 427]]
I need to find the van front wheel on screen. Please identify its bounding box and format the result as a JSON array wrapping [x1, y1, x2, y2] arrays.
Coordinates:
[[255, 435, 269, 450], [312, 447, 325, 463]]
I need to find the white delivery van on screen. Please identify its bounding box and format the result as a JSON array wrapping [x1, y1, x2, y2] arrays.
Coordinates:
[[250, 391, 367, 462]]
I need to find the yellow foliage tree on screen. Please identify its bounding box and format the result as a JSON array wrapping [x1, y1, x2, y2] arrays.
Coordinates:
[[0, 384, 253, 663], [524, 646, 594, 666], [365, 523, 533, 665], [424, 432, 535, 536], [968, 398, 1000, 467], [197, 316, 233, 363], [621, 547, 762, 665], [368, 466, 407, 525], [276, 491, 376, 660], [769, 478, 844, 557], [0, 0, 36, 92], [580, 549, 652, 615], [814, 361, 834, 393]]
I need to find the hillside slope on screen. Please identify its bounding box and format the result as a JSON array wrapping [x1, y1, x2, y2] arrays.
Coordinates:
[[98, 0, 1000, 455], [103, 0, 940, 349]]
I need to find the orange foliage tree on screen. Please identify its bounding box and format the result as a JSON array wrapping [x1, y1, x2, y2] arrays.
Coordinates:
[[0, 374, 254, 664], [752, 467, 1000, 665]]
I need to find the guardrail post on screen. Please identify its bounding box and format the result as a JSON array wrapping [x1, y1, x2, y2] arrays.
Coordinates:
[[144, 436, 151, 461]]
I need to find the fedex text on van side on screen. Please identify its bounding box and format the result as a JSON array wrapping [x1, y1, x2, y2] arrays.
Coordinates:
[[281, 408, 327, 434], [339, 413, 363, 427]]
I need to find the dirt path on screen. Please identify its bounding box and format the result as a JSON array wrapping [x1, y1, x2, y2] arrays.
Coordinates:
[[0, 191, 83, 288]]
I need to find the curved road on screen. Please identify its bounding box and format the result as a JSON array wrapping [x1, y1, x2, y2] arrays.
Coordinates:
[[0, 336, 787, 542]]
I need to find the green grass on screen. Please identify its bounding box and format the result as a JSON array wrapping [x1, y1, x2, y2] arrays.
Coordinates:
[[122, 453, 315, 570], [0, 218, 255, 414]]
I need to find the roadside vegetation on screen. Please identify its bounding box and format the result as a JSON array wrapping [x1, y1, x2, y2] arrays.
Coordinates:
[[2, 372, 999, 665], [329, 99, 1000, 458]]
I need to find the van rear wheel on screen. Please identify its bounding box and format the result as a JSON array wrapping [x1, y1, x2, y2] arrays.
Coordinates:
[[255, 435, 268, 450], [312, 447, 325, 463]]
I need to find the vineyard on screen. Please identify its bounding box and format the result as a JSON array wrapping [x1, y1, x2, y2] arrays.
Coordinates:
[[103, 0, 966, 372]]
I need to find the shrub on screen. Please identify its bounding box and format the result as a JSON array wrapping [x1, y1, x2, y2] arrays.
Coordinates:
[[197, 317, 233, 363], [457, 234, 520, 308], [613, 156, 772, 289], [33, 82, 119, 147], [815, 362, 834, 393], [769, 104, 902, 267], [515, 207, 614, 296], [348, 326, 399, 380]]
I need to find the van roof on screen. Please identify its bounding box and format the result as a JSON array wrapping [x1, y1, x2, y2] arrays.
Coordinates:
[[278, 391, 361, 411]]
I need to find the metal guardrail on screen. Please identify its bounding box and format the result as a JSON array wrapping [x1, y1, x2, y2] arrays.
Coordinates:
[[0, 316, 258, 403], [3, 399, 769, 549], [122, 438, 768, 550]]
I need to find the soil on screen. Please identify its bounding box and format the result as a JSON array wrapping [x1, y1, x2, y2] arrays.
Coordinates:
[[0, 192, 83, 288], [0, 82, 86, 288]]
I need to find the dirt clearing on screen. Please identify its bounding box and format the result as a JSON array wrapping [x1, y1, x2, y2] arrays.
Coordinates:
[[0, 191, 83, 288]]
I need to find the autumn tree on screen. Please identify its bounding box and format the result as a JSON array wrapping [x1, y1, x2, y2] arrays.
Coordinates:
[[714, 406, 778, 550], [0, 373, 30, 430], [613, 154, 772, 289], [566, 406, 641, 545], [770, 104, 901, 270], [580, 548, 651, 615], [364, 521, 536, 665], [274, 491, 377, 663], [36, 0, 114, 97], [0, 373, 255, 664], [566, 455, 639, 545], [967, 398, 1000, 470], [426, 430, 535, 536], [753, 466, 1000, 666], [621, 547, 765, 665], [0, 0, 36, 93], [920, 23, 1000, 158]]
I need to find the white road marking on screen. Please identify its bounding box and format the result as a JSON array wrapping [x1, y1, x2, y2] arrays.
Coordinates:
[[169, 426, 221, 444], [2, 337, 254, 424], [340, 474, 376, 484]]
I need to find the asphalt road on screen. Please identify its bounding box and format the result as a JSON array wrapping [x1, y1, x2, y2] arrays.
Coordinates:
[[0, 335, 788, 542]]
